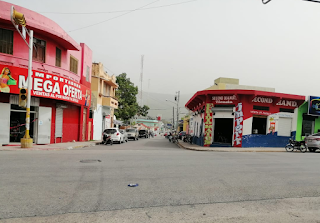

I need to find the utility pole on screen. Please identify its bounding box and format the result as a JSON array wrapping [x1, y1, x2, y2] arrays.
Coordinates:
[[11, 6, 33, 148], [175, 91, 180, 132], [172, 107, 175, 130]]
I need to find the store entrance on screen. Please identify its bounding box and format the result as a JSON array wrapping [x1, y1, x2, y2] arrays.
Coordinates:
[[213, 118, 234, 144], [10, 111, 35, 143]]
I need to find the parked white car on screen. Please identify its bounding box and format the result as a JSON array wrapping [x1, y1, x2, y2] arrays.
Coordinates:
[[120, 129, 128, 143], [103, 128, 124, 144], [126, 128, 139, 140]]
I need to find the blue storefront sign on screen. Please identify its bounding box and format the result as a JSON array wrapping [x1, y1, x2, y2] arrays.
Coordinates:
[[308, 96, 320, 116]]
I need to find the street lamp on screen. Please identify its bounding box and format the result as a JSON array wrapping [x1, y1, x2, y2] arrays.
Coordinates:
[[11, 6, 34, 148], [166, 96, 179, 132]]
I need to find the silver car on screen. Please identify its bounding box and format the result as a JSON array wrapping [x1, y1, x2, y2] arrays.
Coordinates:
[[305, 133, 320, 152], [126, 128, 139, 141]]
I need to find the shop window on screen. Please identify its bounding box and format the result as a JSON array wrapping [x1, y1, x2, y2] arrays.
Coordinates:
[[302, 119, 314, 136], [70, 55, 78, 74], [55, 47, 61, 67], [279, 108, 294, 113], [33, 37, 46, 63], [252, 117, 267, 135], [253, 105, 269, 111], [0, 28, 13, 55]]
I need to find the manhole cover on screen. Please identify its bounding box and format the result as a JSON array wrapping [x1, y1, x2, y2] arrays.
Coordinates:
[[80, 159, 101, 163]]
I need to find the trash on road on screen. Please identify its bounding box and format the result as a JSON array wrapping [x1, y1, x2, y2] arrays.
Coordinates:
[[128, 183, 139, 187]]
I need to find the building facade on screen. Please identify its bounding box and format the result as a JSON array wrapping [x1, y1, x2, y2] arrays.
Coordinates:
[[0, 1, 92, 145], [91, 62, 118, 140], [295, 96, 320, 141], [186, 78, 305, 147]]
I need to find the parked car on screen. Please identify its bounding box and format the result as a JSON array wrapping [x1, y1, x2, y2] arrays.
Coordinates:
[[120, 129, 128, 142], [178, 131, 186, 140], [139, 129, 148, 138], [126, 128, 139, 140], [305, 133, 320, 152], [103, 128, 124, 144]]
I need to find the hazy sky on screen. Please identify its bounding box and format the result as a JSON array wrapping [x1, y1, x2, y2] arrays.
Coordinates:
[[4, 0, 320, 99]]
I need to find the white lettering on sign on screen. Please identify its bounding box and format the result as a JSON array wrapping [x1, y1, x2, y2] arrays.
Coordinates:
[[276, 100, 298, 107], [19, 74, 82, 100], [234, 103, 243, 147], [252, 97, 273, 103], [212, 95, 237, 104]]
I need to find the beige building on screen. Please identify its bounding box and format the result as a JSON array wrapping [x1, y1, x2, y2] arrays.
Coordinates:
[[91, 62, 119, 140], [205, 77, 275, 92]]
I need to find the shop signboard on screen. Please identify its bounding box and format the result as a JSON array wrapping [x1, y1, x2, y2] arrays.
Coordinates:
[[308, 96, 320, 116], [0, 65, 91, 107], [211, 95, 237, 104], [233, 103, 243, 147], [276, 99, 298, 107], [252, 96, 273, 104]]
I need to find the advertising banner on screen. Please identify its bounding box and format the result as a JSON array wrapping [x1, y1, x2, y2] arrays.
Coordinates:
[[233, 103, 243, 147], [308, 96, 320, 116], [0, 65, 91, 107]]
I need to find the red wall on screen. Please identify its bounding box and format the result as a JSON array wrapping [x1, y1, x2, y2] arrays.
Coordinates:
[[63, 104, 80, 142]]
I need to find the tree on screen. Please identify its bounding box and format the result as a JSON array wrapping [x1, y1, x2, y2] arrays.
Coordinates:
[[137, 105, 150, 117], [114, 73, 138, 122]]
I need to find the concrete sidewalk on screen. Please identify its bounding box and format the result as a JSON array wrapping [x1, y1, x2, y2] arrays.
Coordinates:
[[178, 141, 285, 152], [0, 140, 101, 151]]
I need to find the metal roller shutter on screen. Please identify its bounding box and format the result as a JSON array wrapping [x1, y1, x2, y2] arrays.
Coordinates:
[[55, 107, 63, 137], [278, 118, 292, 137]]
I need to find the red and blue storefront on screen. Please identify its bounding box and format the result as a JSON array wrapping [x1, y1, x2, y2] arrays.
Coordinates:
[[185, 90, 305, 147]]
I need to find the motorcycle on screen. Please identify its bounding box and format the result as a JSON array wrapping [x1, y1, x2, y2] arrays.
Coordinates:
[[102, 133, 113, 145], [285, 138, 307, 153], [184, 134, 193, 144]]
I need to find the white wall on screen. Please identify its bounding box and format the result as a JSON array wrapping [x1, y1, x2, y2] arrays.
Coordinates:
[[93, 105, 103, 140]]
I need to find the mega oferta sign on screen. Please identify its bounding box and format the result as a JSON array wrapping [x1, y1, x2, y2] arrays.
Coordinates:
[[0, 65, 90, 106]]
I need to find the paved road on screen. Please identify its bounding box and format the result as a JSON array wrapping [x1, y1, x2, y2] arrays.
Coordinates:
[[1, 136, 320, 222]]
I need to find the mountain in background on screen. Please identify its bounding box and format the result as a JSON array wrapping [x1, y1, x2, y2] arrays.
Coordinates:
[[137, 91, 195, 121]]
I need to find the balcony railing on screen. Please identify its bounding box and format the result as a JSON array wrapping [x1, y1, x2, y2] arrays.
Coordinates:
[[101, 94, 118, 109]]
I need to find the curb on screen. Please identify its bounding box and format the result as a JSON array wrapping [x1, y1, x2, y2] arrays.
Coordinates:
[[177, 142, 285, 153], [65, 142, 101, 150], [0, 141, 102, 151]]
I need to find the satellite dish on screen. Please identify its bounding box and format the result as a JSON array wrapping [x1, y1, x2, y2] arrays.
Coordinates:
[[262, 0, 272, 4]]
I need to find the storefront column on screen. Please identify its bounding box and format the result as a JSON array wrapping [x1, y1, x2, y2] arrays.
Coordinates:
[[204, 103, 213, 147], [79, 105, 84, 142]]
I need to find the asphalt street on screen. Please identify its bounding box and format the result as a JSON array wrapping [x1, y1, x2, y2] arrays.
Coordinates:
[[1, 136, 320, 222]]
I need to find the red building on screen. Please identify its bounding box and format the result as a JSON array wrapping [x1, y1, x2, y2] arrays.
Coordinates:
[[185, 90, 305, 147], [0, 1, 92, 145]]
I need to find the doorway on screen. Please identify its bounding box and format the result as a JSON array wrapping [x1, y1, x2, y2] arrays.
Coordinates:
[[213, 118, 234, 144], [10, 111, 35, 143], [252, 116, 267, 135]]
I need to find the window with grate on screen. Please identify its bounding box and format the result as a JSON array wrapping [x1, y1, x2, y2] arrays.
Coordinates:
[[0, 28, 13, 55], [253, 105, 269, 111], [55, 47, 61, 67], [32, 37, 46, 62], [279, 108, 294, 113], [70, 56, 78, 74]]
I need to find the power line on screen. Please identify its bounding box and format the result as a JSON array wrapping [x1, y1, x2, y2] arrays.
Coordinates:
[[69, 0, 161, 32], [103, 65, 116, 75], [41, 0, 199, 15]]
